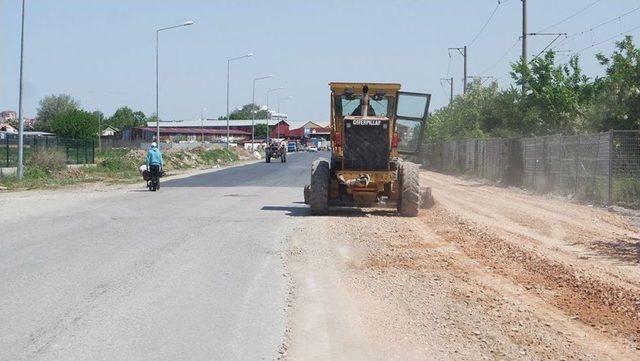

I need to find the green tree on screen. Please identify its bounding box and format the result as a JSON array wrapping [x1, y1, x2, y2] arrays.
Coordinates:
[[107, 107, 146, 130], [36, 94, 80, 132], [146, 114, 159, 124], [510, 51, 593, 135], [218, 104, 270, 120], [50, 108, 99, 139], [254, 123, 269, 137], [589, 36, 640, 131]]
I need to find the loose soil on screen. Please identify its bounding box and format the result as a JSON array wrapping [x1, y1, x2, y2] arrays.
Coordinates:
[[284, 171, 640, 360]]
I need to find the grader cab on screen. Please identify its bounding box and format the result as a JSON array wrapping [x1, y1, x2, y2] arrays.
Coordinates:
[[304, 82, 432, 216]]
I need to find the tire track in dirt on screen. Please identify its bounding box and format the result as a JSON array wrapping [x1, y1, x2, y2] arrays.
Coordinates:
[[421, 206, 640, 346], [286, 209, 640, 360], [423, 171, 640, 283]]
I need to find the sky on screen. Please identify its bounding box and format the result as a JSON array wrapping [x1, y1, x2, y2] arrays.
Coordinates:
[[2, 0, 640, 125]]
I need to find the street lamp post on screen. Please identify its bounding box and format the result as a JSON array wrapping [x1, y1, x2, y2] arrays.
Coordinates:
[[277, 96, 292, 140], [16, 0, 26, 179], [265, 87, 283, 144], [251, 75, 273, 151], [226, 53, 253, 149], [200, 108, 206, 146], [156, 20, 194, 148]]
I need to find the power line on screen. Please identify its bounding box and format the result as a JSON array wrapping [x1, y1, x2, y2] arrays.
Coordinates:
[[445, 52, 455, 78], [449, 47, 468, 94], [468, 3, 501, 46], [479, 38, 520, 76], [552, 5, 640, 50], [573, 24, 640, 55], [528, 33, 567, 62], [537, 0, 603, 32]]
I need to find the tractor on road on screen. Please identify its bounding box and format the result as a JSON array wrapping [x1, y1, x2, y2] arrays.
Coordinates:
[[265, 140, 287, 163], [304, 82, 432, 216]]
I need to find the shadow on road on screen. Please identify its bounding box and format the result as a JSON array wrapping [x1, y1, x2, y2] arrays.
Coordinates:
[[261, 206, 310, 217], [261, 205, 399, 218]]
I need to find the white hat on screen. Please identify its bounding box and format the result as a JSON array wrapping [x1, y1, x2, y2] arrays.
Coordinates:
[[151, 142, 157, 147]]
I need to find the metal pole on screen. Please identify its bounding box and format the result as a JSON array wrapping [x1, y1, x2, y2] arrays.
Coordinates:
[[156, 30, 160, 146], [608, 129, 613, 205], [98, 114, 101, 149], [449, 77, 453, 103], [17, 0, 26, 179], [276, 97, 291, 140], [224, 54, 252, 149], [265, 87, 283, 145], [522, 0, 527, 94], [266, 91, 270, 144], [226, 59, 230, 149], [463, 46, 468, 94], [201, 109, 204, 146], [252, 79, 256, 150], [154, 21, 194, 149]]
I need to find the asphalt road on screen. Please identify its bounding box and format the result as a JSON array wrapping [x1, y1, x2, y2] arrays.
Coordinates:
[[0, 151, 323, 361]]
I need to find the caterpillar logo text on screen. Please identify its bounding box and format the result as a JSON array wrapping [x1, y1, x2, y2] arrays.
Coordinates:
[[352, 119, 381, 126]]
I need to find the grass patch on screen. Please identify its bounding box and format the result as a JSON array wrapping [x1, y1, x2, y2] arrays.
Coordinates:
[[200, 149, 239, 165], [613, 176, 640, 208], [0, 147, 245, 191]]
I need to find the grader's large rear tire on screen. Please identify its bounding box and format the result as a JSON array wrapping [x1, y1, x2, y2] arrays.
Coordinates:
[[310, 158, 330, 215], [397, 162, 421, 217]]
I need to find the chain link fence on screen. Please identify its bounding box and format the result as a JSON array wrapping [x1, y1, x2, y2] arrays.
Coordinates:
[[1, 134, 95, 168], [421, 130, 640, 209]]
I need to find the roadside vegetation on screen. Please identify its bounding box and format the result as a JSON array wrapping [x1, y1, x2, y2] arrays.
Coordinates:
[[427, 36, 640, 141], [0, 147, 247, 190]]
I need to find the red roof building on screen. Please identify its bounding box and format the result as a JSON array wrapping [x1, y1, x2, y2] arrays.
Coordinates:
[[270, 121, 330, 141], [131, 127, 250, 142]]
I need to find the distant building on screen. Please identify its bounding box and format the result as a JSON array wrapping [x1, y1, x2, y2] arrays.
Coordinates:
[[101, 126, 120, 137], [0, 123, 17, 133], [129, 126, 251, 142], [270, 121, 330, 142], [0, 110, 17, 122], [269, 112, 288, 122]]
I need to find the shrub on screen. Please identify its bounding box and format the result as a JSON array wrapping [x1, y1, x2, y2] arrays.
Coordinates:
[[613, 177, 640, 208], [96, 149, 138, 173], [200, 149, 239, 165], [26, 150, 66, 174]]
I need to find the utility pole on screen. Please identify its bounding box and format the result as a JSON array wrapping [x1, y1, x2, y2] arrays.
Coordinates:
[[156, 21, 194, 148], [522, 0, 527, 94], [440, 77, 454, 103], [464, 45, 468, 94], [226, 53, 253, 148], [448, 47, 468, 94], [16, 0, 26, 179], [200, 108, 206, 146]]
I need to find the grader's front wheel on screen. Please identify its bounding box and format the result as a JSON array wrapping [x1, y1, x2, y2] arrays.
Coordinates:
[[310, 158, 330, 215], [397, 162, 421, 217]]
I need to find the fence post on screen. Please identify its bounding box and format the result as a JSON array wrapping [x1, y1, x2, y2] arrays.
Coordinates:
[[608, 129, 613, 205], [5, 135, 8, 168], [575, 135, 580, 196]]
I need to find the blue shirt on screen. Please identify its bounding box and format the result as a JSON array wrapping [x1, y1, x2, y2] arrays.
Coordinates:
[[146, 147, 163, 166]]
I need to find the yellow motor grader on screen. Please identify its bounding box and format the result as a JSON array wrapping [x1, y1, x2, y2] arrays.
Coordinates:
[[304, 82, 432, 216]]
